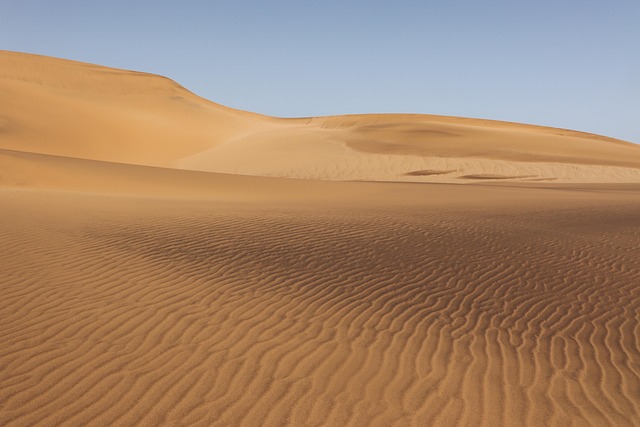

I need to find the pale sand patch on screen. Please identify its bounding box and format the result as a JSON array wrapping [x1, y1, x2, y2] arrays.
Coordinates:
[[178, 130, 640, 183]]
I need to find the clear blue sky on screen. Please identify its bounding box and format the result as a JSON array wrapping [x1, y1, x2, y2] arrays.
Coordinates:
[[2, 1, 639, 143]]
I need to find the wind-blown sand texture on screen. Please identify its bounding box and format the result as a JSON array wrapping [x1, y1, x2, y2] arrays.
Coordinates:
[[1, 51, 640, 426]]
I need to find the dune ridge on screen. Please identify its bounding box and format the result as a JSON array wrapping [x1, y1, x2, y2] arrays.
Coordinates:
[[1, 50, 640, 426]]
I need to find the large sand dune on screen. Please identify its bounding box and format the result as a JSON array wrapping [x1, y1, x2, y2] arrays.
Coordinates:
[[2, 50, 640, 183], [1, 51, 640, 426]]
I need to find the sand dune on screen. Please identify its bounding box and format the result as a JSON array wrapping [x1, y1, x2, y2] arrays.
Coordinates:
[[2, 50, 640, 183], [1, 51, 640, 426], [0, 51, 274, 166]]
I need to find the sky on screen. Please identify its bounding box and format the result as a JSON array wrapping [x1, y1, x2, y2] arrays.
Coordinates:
[[2, 0, 639, 143]]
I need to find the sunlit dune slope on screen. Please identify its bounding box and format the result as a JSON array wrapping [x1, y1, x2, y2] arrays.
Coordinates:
[[2, 50, 640, 183], [0, 50, 274, 166]]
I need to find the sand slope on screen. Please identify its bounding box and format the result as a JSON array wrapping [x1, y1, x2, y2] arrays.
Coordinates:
[[1, 51, 640, 426]]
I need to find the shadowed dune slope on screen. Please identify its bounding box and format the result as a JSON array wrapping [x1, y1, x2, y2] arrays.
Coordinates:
[[2, 50, 640, 183]]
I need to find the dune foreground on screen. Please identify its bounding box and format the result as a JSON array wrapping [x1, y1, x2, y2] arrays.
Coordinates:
[[1, 51, 640, 426]]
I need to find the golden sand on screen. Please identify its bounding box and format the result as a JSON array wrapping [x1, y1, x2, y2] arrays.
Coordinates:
[[1, 51, 639, 426]]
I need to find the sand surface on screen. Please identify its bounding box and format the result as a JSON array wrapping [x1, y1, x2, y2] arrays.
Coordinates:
[[1, 51, 640, 426]]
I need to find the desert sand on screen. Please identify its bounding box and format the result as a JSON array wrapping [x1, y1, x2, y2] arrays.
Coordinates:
[[1, 51, 639, 426]]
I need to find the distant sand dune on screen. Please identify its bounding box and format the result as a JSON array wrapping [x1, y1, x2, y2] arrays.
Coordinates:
[[1, 50, 640, 426], [2, 50, 640, 183]]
